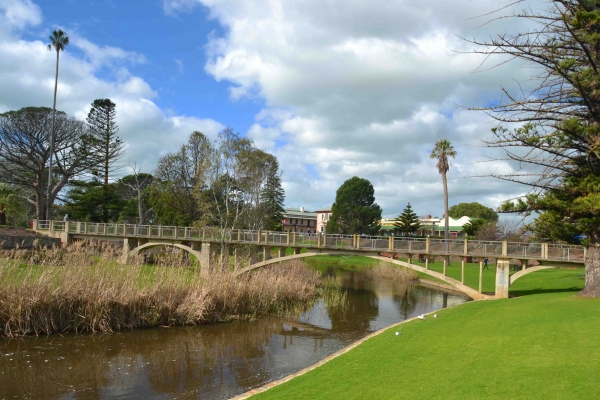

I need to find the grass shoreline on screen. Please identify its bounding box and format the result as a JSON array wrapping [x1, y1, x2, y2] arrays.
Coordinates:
[[244, 268, 598, 399]]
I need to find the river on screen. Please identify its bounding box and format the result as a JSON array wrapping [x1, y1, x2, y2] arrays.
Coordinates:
[[0, 265, 469, 399]]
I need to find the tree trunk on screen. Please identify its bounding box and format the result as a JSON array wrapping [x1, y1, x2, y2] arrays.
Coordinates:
[[47, 49, 60, 220], [442, 171, 450, 264], [578, 245, 600, 298]]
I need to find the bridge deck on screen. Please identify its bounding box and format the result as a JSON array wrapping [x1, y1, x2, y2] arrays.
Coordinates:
[[33, 220, 585, 264]]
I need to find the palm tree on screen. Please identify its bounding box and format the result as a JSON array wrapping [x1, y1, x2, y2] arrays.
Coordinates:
[[430, 139, 456, 263], [46, 29, 69, 220]]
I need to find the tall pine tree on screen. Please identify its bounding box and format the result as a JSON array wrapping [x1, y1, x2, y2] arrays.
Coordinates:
[[394, 203, 421, 236], [260, 168, 285, 231], [87, 99, 125, 222]]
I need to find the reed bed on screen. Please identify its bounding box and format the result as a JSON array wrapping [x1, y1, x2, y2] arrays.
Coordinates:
[[0, 243, 322, 337], [367, 261, 419, 282]]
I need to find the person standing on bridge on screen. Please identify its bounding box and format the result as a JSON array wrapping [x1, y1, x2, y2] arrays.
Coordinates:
[[63, 214, 69, 222], [483, 257, 489, 270]]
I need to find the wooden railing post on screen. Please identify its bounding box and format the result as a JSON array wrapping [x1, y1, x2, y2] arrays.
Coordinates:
[[461, 258, 465, 284], [464, 239, 468, 255], [257, 230, 262, 245], [502, 241, 508, 257], [286, 231, 290, 246], [425, 236, 431, 253], [317, 233, 321, 248], [323, 233, 327, 248], [388, 236, 393, 252], [292, 232, 297, 246], [443, 259, 447, 276]]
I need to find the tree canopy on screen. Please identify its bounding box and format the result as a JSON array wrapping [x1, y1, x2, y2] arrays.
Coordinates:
[[326, 177, 382, 235], [394, 203, 421, 235], [0, 107, 93, 220], [470, 0, 600, 296], [448, 202, 498, 222]]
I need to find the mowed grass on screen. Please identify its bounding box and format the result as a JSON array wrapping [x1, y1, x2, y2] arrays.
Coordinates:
[[253, 269, 600, 400]]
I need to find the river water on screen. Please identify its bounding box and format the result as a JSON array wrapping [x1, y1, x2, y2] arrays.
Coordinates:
[[0, 266, 469, 399]]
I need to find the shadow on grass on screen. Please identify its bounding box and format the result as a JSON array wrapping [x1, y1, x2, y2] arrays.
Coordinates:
[[510, 287, 582, 297]]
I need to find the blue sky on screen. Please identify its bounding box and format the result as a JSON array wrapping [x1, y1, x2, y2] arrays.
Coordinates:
[[0, 0, 541, 218], [34, 0, 259, 129]]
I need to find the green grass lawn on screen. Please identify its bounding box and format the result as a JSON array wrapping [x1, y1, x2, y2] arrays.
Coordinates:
[[252, 268, 600, 399]]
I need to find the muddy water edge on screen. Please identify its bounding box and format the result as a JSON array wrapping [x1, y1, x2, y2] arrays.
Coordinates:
[[0, 264, 469, 399]]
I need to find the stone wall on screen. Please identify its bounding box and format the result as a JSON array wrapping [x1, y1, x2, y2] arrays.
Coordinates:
[[0, 235, 61, 250]]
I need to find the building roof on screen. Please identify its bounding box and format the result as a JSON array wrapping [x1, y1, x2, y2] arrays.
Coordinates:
[[283, 208, 316, 218]]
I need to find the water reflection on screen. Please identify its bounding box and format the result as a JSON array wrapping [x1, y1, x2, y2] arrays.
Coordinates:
[[0, 267, 468, 399]]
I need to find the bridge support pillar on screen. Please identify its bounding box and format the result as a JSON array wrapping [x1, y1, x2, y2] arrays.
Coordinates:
[[495, 259, 510, 298], [200, 242, 214, 276], [294, 247, 301, 255], [263, 246, 271, 262], [120, 237, 137, 264], [278, 247, 286, 258], [521, 259, 528, 271], [461, 258, 465, 284]]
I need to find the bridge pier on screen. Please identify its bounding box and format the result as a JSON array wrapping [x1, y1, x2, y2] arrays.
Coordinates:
[[278, 247, 286, 258], [263, 246, 271, 262], [294, 247, 301, 255], [495, 259, 510, 298], [199, 242, 215, 275]]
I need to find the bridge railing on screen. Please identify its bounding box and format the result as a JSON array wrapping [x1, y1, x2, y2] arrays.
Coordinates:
[[324, 234, 354, 249], [506, 242, 543, 259], [357, 235, 390, 251], [548, 243, 585, 262], [33, 220, 587, 262]]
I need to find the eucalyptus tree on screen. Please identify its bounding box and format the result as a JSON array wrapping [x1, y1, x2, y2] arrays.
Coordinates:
[[47, 29, 69, 219]]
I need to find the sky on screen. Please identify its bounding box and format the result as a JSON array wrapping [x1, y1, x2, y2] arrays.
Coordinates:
[[0, 0, 544, 218]]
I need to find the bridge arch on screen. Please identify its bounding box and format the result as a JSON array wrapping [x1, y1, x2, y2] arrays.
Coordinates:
[[509, 266, 554, 285], [129, 241, 202, 263], [234, 252, 493, 300]]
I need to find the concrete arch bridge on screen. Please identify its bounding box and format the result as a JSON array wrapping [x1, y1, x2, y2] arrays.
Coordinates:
[[32, 220, 585, 300]]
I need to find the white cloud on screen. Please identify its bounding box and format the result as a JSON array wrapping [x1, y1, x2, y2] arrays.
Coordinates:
[[0, 3, 224, 180], [187, 0, 539, 215]]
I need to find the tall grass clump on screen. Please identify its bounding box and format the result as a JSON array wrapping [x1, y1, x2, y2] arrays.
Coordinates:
[[367, 262, 418, 282], [0, 244, 322, 337]]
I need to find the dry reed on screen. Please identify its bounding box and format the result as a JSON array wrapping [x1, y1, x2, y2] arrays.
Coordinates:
[[367, 261, 418, 282], [0, 243, 322, 337]]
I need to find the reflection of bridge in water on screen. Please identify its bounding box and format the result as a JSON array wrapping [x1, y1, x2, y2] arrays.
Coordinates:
[[33, 220, 586, 300]]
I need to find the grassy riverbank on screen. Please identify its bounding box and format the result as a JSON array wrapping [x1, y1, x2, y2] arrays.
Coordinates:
[[0, 244, 324, 337], [252, 269, 600, 399]]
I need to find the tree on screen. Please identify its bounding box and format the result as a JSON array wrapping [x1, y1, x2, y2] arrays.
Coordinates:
[[64, 179, 124, 222], [87, 99, 125, 222], [117, 166, 154, 224], [326, 177, 382, 235], [461, 218, 486, 237], [448, 202, 498, 222], [0, 107, 94, 220], [0, 184, 24, 226], [195, 128, 274, 270], [394, 203, 421, 236], [149, 131, 211, 226], [430, 139, 456, 263], [260, 169, 285, 231], [469, 0, 600, 297], [47, 29, 69, 220]]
